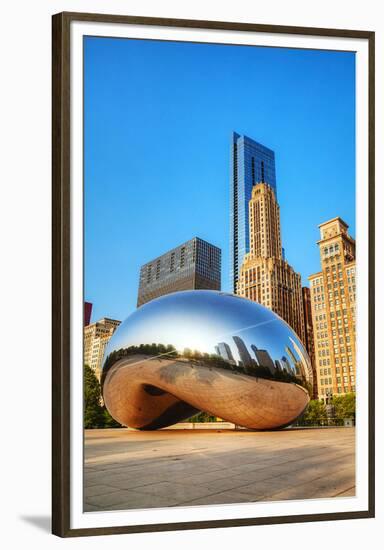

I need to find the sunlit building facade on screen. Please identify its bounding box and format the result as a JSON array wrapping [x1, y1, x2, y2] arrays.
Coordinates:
[[308, 218, 356, 401], [302, 286, 318, 399], [84, 317, 121, 379], [237, 182, 305, 343], [230, 132, 276, 293]]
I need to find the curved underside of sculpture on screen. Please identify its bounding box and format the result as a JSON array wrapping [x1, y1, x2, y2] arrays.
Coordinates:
[[101, 291, 313, 430], [103, 354, 310, 430]]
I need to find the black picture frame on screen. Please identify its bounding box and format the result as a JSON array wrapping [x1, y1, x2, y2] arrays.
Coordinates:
[[52, 11, 375, 537]]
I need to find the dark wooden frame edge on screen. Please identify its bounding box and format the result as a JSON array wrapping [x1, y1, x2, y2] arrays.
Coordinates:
[[52, 11, 375, 538]]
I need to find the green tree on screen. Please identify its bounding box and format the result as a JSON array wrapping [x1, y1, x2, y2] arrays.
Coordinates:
[[331, 393, 356, 420], [84, 364, 122, 428], [84, 364, 105, 428], [300, 399, 327, 425], [103, 408, 122, 428], [188, 411, 217, 423]]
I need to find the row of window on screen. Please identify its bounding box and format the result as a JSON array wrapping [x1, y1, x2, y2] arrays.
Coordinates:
[[320, 386, 355, 395], [320, 376, 354, 386], [315, 313, 327, 322], [322, 243, 340, 256]]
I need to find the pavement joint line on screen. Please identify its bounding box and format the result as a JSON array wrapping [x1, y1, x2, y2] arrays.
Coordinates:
[[85, 445, 352, 471], [175, 464, 355, 506], [332, 485, 356, 497]]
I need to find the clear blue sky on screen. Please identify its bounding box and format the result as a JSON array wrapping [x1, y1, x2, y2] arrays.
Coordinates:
[[84, 36, 355, 323]]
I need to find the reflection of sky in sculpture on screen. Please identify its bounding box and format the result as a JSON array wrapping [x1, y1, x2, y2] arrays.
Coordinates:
[[104, 290, 312, 387]]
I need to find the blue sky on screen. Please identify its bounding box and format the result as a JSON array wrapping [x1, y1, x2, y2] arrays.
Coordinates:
[[84, 36, 355, 323]]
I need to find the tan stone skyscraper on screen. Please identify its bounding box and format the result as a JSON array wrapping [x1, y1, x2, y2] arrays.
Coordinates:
[[237, 182, 305, 343], [84, 317, 121, 380], [308, 218, 356, 401]]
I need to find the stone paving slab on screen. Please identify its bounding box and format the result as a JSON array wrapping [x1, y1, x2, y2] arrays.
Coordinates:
[[84, 427, 355, 512]]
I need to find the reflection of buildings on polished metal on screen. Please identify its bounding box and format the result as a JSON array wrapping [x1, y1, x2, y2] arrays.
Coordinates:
[[137, 237, 221, 307], [84, 317, 121, 379], [215, 342, 236, 365], [237, 182, 305, 343], [309, 218, 356, 401], [230, 132, 277, 293], [102, 290, 313, 430]]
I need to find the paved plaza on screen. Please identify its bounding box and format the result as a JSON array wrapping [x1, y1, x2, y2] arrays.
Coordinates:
[[84, 427, 355, 512]]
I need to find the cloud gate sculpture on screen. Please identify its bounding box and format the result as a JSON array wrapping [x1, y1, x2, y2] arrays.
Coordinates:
[[102, 290, 313, 430]]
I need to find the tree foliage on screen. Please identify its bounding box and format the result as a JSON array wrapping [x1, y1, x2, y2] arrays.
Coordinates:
[[300, 399, 327, 424], [331, 393, 356, 420], [84, 364, 121, 428], [188, 411, 218, 423]]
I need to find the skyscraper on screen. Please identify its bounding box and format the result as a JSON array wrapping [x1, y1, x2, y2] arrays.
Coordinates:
[[308, 218, 356, 401], [84, 317, 121, 379], [237, 182, 305, 343], [84, 301, 93, 326], [302, 287, 318, 398], [230, 132, 276, 293], [137, 237, 221, 307]]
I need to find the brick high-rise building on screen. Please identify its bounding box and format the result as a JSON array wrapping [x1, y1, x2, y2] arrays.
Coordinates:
[[308, 218, 356, 402], [237, 182, 305, 343], [84, 301, 93, 326], [84, 317, 121, 379], [137, 237, 221, 307], [302, 286, 317, 399]]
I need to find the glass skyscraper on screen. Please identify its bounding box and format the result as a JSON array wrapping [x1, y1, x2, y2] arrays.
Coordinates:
[[230, 132, 277, 292]]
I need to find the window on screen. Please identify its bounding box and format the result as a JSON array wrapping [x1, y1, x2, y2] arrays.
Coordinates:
[[146, 265, 152, 283]]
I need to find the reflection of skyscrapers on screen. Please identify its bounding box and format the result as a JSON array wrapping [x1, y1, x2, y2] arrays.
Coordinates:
[[280, 355, 292, 373], [250, 345, 276, 374], [137, 237, 221, 307], [237, 182, 305, 342], [275, 359, 283, 371], [232, 336, 254, 367], [285, 345, 303, 378], [230, 133, 276, 293], [215, 342, 236, 364], [308, 217, 356, 401]]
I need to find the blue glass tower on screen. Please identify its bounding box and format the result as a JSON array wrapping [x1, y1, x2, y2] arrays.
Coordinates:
[[230, 132, 277, 293]]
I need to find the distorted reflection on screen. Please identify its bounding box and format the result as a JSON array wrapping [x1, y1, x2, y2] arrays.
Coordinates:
[[101, 290, 313, 430]]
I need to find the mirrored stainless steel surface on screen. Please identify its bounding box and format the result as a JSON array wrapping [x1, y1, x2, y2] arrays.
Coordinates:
[[102, 290, 313, 430]]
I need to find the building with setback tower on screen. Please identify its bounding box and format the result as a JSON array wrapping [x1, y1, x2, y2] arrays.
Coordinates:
[[308, 218, 356, 401], [237, 182, 305, 343], [230, 132, 276, 293]]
